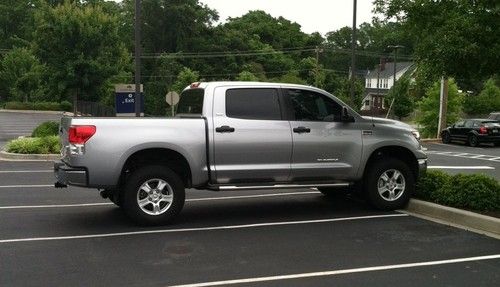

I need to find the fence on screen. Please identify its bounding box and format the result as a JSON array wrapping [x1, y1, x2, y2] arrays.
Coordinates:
[[75, 101, 115, 117]]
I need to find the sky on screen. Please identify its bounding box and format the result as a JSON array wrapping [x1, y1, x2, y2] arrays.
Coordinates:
[[113, 0, 376, 36], [199, 0, 376, 35]]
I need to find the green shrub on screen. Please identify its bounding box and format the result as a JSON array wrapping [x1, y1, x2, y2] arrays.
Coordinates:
[[32, 121, 60, 137], [3, 101, 72, 111], [60, 100, 73, 112], [416, 170, 451, 200], [416, 170, 500, 211], [6, 136, 60, 154]]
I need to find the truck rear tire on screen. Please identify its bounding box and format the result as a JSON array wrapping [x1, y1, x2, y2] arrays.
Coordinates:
[[364, 158, 414, 210], [122, 165, 185, 226]]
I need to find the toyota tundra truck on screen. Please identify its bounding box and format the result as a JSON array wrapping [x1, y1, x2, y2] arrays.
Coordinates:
[[54, 81, 427, 225]]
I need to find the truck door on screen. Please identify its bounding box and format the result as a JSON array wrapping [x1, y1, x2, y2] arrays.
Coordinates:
[[212, 87, 292, 184], [283, 88, 363, 181]]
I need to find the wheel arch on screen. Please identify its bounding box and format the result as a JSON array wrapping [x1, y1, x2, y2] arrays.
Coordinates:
[[362, 145, 419, 180]]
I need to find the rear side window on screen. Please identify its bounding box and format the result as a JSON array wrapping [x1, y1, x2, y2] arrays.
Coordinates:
[[177, 89, 204, 114], [226, 88, 281, 120]]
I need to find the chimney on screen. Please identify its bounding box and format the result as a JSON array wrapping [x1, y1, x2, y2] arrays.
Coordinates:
[[380, 58, 386, 71]]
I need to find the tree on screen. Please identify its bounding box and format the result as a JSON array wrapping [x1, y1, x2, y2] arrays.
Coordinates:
[[386, 75, 415, 120], [417, 78, 464, 138], [32, 1, 131, 102], [0, 0, 42, 49], [374, 0, 499, 91], [172, 67, 199, 94], [464, 78, 500, 116], [236, 71, 259, 81], [0, 48, 47, 102]]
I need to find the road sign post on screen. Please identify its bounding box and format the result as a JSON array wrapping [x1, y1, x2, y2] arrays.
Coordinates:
[[165, 91, 179, 116], [115, 84, 144, 117]]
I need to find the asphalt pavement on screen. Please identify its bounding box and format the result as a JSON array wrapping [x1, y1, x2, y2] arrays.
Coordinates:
[[0, 112, 499, 286], [0, 160, 499, 286]]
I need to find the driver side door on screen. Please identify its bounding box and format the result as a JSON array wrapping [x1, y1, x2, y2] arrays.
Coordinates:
[[284, 88, 362, 181]]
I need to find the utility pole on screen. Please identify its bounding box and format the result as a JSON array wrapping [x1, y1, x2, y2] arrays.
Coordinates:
[[350, 0, 357, 103], [387, 45, 404, 89], [314, 46, 323, 87], [134, 0, 141, 117], [437, 76, 449, 138]]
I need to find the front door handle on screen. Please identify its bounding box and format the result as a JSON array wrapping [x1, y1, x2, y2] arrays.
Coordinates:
[[293, 126, 311, 133], [216, 125, 235, 133]]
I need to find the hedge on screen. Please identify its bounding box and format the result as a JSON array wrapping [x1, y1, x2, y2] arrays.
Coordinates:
[[6, 136, 60, 154], [3, 101, 72, 112], [416, 170, 500, 212], [32, 121, 60, 137]]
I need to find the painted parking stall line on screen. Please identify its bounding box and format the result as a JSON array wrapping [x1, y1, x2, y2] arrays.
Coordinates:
[[0, 191, 322, 209], [166, 254, 500, 287], [0, 214, 407, 244], [0, 170, 52, 173], [427, 166, 495, 170], [426, 151, 500, 162]]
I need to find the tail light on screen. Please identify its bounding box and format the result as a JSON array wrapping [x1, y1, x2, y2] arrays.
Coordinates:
[[69, 125, 96, 144], [479, 125, 488, 134]]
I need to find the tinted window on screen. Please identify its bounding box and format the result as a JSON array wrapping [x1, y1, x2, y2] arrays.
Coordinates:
[[465, 121, 474, 128], [455, 121, 465, 127], [226, 88, 281, 120], [177, 89, 204, 114], [286, 89, 342, 122]]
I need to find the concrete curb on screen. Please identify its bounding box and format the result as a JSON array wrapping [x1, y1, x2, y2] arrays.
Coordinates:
[[402, 199, 500, 239], [0, 150, 59, 161], [0, 109, 73, 116], [420, 138, 441, 143]]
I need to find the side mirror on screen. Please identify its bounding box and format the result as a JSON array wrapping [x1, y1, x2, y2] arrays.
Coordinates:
[[341, 106, 355, 122]]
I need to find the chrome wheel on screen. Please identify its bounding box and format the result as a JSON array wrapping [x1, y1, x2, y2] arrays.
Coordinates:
[[136, 178, 174, 215], [377, 169, 406, 202]]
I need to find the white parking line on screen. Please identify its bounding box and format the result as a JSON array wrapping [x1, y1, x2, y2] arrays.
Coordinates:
[[0, 191, 322, 210], [0, 170, 52, 173], [0, 184, 53, 188], [166, 254, 500, 287], [0, 214, 407, 243], [428, 166, 495, 170]]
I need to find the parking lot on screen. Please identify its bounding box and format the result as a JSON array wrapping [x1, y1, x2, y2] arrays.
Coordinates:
[[1, 159, 499, 286], [1, 111, 499, 286]]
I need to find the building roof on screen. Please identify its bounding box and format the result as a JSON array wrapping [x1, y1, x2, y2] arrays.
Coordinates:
[[366, 62, 414, 79]]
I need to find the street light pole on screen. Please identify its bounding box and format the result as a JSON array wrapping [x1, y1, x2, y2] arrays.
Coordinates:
[[350, 0, 357, 104], [134, 0, 141, 117]]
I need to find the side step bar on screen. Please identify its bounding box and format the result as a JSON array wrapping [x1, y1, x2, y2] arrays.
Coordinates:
[[211, 182, 350, 191]]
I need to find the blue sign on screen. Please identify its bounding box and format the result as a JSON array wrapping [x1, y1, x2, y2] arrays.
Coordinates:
[[115, 92, 144, 114]]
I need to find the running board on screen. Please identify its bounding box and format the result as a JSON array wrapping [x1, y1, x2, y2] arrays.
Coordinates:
[[214, 182, 350, 191]]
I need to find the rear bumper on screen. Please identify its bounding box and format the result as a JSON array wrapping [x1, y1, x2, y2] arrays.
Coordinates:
[[54, 161, 88, 187]]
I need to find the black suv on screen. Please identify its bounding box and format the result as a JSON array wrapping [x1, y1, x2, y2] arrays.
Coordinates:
[[441, 119, 500, 147]]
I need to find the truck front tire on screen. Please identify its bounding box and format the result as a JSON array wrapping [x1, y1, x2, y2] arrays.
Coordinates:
[[364, 158, 414, 210], [122, 165, 185, 225]]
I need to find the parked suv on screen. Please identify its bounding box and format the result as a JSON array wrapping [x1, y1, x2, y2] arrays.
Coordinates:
[[441, 119, 500, 147]]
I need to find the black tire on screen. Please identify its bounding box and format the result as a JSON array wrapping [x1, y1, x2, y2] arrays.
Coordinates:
[[364, 158, 414, 210], [122, 165, 185, 226], [468, 134, 479, 147], [441, 131, 451, 144]]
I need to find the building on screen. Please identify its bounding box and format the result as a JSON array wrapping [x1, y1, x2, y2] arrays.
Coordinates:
[[361, 61, 414, 115]]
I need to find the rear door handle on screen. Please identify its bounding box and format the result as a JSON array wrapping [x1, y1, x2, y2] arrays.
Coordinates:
[[293, 126, 311, 133], [216, 125, 235, 133]]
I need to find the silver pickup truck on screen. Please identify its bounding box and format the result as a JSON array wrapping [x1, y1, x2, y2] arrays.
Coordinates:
[[55, 81, 427, 225]]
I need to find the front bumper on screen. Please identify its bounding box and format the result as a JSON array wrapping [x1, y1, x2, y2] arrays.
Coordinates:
[[418, 158, 428, 175], [54, 161, 88, 187]]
